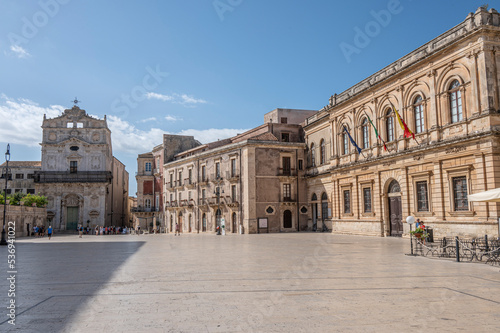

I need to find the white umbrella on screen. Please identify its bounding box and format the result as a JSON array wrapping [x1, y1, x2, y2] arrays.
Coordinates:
[[468, 188, 500, 202]]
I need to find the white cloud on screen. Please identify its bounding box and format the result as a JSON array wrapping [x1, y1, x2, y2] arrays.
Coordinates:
[[165, 115, 181, 122], [138, 117, 157, 123], [0, 96, 63, 146], [0, 94, 248, 156], [146, 92, 207, 106], [145, 92, 173, 102], [107, 116, 165, 155], [9, 45, 31, 58], [178, 94, 207, 105]]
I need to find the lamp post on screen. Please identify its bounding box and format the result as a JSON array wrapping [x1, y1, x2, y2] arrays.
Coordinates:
[[1, 144, 11, 246], [406, 215, 416, 256], [214, 177, 223, 235]]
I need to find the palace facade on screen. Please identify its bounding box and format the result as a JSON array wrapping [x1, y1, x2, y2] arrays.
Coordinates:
[[304, 7, 500, 238]]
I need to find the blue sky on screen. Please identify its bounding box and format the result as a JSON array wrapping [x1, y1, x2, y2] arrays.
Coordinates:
[[0, 0, 496, 195]]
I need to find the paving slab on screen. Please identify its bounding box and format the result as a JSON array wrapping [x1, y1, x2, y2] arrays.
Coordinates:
[[0, 233, 499, 332]]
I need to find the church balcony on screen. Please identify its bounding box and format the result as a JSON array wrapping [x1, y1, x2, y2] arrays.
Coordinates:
[[277, 168, 297, 177], [34, 171, 112, 183]]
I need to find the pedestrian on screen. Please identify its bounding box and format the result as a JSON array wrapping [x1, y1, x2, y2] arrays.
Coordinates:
[[137, 226, 140, 235], [175, 222, 180, 236], [47, 225, 52, 240], [27, 223, 30, 237], [95, 226, 99, 235], [79, 225, 83, 238]]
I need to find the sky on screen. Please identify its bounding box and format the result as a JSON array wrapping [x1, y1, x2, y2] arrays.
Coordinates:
[[0, 0, 497, 196]]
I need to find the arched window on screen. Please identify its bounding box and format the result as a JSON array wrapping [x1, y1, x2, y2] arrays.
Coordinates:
[[232, 212, 237, 233], [342, 126, 349, 155], [449, 80, 463, 123], [321, 192, 328, 221], [311, 193, 317, 201], [388, 180, 401, 193], [361, 118, 369, 149], [283, 210, 292, 228], [320, 139, 326, 165], [386, 108, 394, 142], [414, 96, 424, 134], [310, 143, 316, 167]]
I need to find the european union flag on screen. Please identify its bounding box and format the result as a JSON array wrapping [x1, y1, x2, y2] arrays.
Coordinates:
[[343, 126, 362, 154]]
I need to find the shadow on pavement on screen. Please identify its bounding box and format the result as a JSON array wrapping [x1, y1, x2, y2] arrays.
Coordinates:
[[0, 239, 145, 332]]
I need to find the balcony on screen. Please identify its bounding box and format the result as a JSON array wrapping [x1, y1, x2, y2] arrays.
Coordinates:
[[281, 197, 297, 206], [153, 168, 161, 176], [224, 195, 239, 207], [34, 171, 112, 183], [131, 206, 157, 213], [277, 168, 297, 177], [184, 178, 196, 189], [226, 171, 240, 182]]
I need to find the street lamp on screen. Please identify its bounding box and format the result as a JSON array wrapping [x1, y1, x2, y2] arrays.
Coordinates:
[[406, 215, 416, 256], [1, 144, 11, 246], [214, 177, 223, 235]]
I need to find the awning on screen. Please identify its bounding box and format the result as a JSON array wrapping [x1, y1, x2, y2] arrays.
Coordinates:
[[468, 188, 500, 202]]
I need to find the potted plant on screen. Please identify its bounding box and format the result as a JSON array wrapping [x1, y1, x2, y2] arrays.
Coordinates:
[[410, 227, 429, 239]]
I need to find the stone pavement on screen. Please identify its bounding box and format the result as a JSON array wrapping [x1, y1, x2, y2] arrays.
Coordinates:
[[0, 232, 499, 332]]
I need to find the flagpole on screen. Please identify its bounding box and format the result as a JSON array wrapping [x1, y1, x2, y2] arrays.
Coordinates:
[[364, 112, 391, 152], [388, 101, 420, 145]]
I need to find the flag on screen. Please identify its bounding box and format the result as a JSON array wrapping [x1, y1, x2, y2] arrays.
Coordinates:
[[343, 126, 362, 154], [391, 104, 415, 140], [366, 115, 388, 151]]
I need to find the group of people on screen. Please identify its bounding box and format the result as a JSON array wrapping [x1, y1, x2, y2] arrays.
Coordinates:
[[93, 226, 129, 236], [27, 224, 53, 240]]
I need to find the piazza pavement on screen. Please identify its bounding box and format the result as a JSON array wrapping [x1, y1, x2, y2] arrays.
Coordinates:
[[0, 232, 499, 332]]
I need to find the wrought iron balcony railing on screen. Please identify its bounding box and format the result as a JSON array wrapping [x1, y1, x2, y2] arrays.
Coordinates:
[[34, 171, 112, 183]]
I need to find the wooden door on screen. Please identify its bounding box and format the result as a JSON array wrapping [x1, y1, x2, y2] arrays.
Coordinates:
[[389, 197, 402, 236], [67, 207, 79, 231]]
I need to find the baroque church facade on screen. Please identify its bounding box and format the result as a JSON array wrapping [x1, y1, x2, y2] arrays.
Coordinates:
[[34, 105, 129, 231]]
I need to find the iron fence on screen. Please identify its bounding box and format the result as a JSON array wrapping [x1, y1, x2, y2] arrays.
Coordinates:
[[413, 235, 500, 266]]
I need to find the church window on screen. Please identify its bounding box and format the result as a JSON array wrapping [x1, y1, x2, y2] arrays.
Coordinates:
[[70, 161, 78, 173]]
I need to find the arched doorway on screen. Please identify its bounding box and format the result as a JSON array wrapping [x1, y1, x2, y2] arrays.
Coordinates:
[[215, 208, 221, 233], [311, 193, 318, 231], [232, 212, 237, 233], [388, 180, 403, 236], [188, 214, 192, 233], [283, 210, 292, 228], [170, 215, 173, 233], [178, 212, 183, 233], [202, 213, 207, 232], [321, 192, 328, 230]]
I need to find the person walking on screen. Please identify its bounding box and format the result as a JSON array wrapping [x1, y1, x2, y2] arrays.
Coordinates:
[[78, 225, 83, 238], [47, 225, 52, 240], [175, 222, 180, 236]]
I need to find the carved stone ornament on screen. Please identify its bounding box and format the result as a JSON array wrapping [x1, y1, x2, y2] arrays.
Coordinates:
[[92, 132, 100, 142], [48, 132, 57, 141], [66, 195, 79, 207], [446, 146, 466, 154]]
